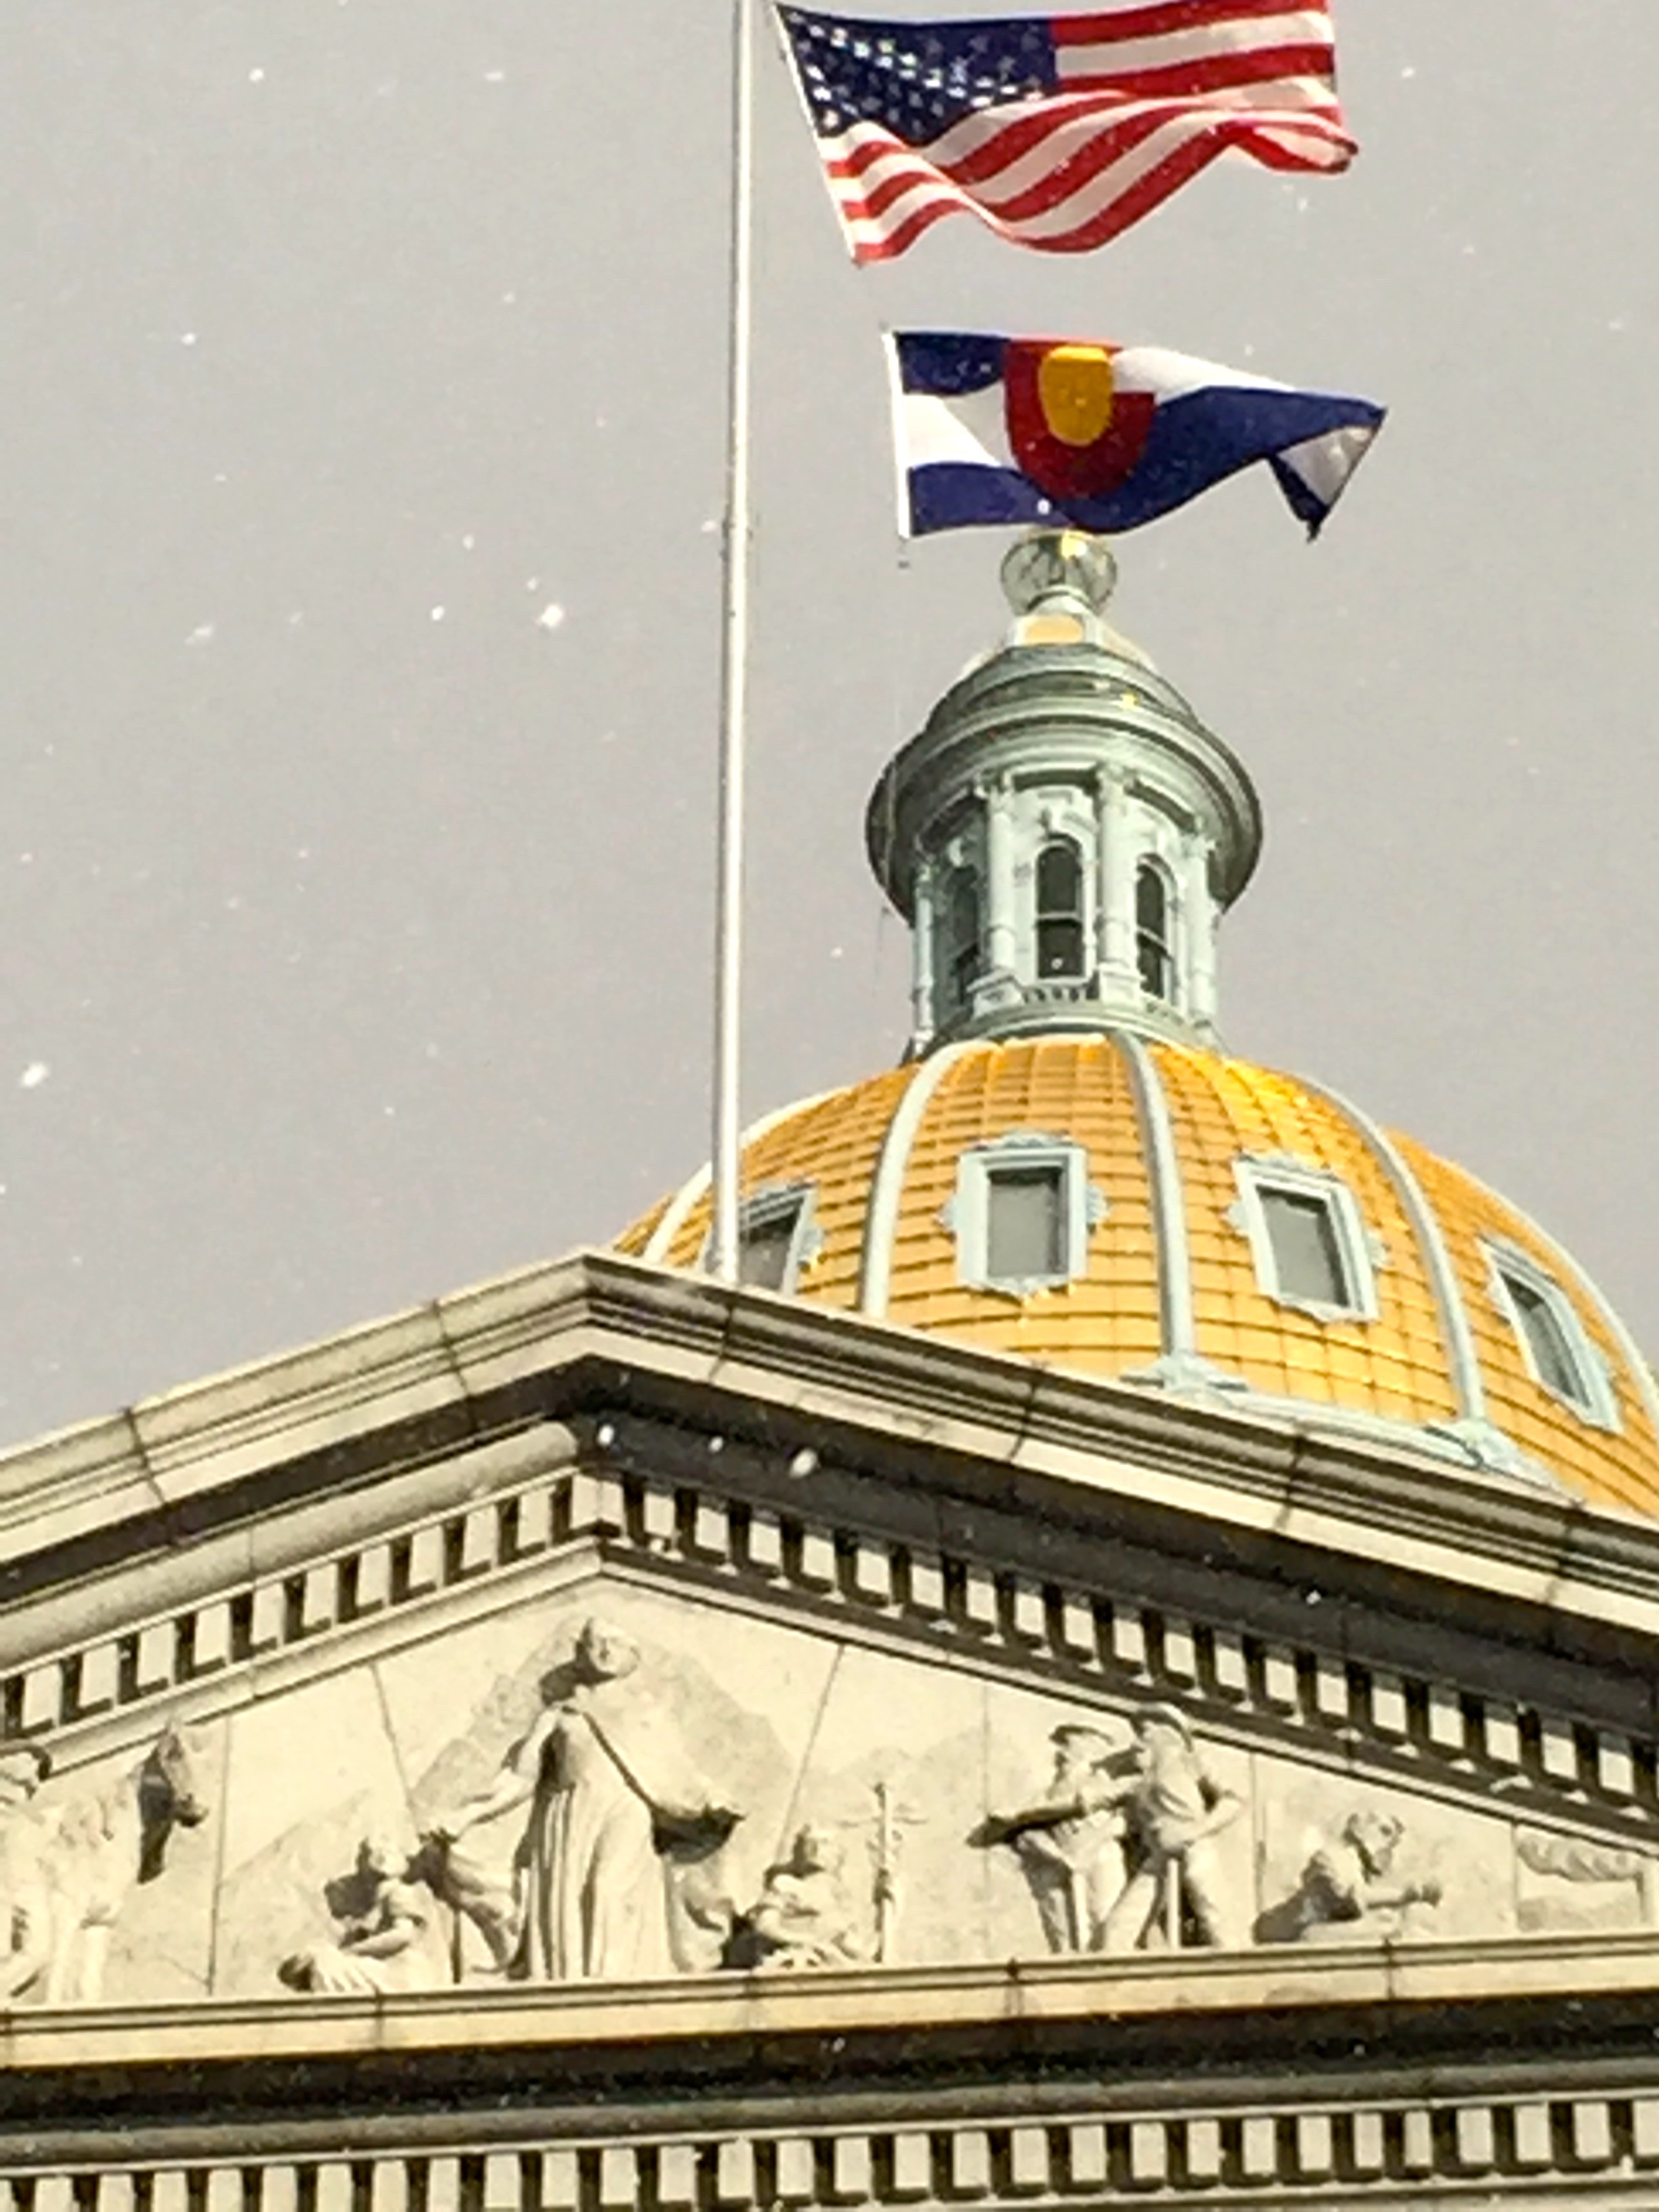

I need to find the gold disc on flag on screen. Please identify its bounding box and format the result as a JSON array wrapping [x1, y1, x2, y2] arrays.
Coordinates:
[[1037, 345, 1117, 448]]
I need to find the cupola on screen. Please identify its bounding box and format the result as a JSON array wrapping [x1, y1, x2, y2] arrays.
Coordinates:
[[619, 534, 1659, 1515], [865, 531, 1262, 1057]]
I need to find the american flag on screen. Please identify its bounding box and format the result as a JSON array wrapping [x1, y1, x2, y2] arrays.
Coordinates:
[[775, 3, 1355, 262]]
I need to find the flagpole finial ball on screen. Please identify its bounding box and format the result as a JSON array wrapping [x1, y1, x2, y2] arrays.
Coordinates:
[[1000, 529, 1118, 620]]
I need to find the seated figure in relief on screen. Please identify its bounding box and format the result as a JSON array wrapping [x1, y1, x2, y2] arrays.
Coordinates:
[[726, 1823, 867, 1971], [1258, 1809, 1443, 1944], [279, 1835, 449, 1996]]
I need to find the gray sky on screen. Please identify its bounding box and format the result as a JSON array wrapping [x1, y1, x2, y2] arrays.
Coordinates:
[[3, 3, 1657, 1447]]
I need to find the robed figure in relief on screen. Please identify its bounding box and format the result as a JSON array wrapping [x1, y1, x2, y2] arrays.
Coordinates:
[[432, 1618, 739, 1983]]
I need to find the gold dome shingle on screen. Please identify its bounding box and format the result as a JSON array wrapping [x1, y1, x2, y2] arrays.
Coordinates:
[[617, 1034, 1659, 1519]]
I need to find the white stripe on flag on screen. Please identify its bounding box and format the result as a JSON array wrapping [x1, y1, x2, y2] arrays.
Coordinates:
[[837, 111, 1343, 253], [1111, 346, 1293, 399], [1274, 423, 1379, 508], [1059, 15, 1334, 79], [900, 387, 1011, 471]]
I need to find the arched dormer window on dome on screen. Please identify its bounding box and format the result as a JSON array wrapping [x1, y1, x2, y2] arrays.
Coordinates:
[[1483, 1240, 1620, 1430], [707, 1183, 822, 1295], [1136, 859, 1175, 1005], [1036, 838, 1087, 980]]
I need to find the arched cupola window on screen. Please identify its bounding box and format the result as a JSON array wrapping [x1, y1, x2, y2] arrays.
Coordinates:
[[1136, 860, 1174, 1003], [945, 868, 982, 1007], [1036, 839, 1086, 979]]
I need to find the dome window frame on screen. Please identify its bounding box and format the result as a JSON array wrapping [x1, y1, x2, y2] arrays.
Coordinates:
[[1483, 1238, 1620, 1431], [704, 1181, 823, 1296], [943, 1131, 1105, 1298], [1228, 1155, 1382, 1324]]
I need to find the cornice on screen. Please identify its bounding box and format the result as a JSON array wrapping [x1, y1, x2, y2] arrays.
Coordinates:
[[7, 1927, 1659, 2085], [865, 653, 1261, 918], [7, 1251, 1659, 1667]]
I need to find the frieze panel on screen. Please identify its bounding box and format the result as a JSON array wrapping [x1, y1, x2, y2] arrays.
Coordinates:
[[4, 1583, 1653, 2007]]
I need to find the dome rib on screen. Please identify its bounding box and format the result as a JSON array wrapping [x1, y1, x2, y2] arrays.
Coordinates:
[[640, 1091, 838, 1267], [1301, 1076, 1494, 1453], [857, 1042, 975, 1319], [614, 1034, 1659, 1523], [1113, 1028, 1212, 1388]]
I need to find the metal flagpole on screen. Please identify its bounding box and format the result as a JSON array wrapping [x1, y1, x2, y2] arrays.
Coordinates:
[[710, 0, 756, 1286]]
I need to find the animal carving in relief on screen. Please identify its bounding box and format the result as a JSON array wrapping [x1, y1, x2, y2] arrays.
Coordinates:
[[0, 1726, 210, 2006], [0, 1743, 56, 2005]]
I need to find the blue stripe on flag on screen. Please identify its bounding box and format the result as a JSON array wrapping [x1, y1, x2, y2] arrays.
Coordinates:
[[893, 331, 1007, 395], [907, 464, 1053, 536], [1078, 386, 1382, 529]]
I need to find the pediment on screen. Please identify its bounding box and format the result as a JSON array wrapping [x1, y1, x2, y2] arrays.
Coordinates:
[[6, 1485, 1657, 2013], [7, 1254, 1659, 2013]]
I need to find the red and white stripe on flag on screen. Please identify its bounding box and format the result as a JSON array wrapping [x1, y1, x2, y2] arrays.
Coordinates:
[[809, 2, 1354, 263]]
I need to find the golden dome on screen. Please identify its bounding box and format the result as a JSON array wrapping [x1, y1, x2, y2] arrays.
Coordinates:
[[617, 1032, 1659, 1519]]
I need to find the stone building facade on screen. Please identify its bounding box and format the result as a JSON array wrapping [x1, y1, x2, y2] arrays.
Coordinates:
[[6, 537, 1659, 2208]]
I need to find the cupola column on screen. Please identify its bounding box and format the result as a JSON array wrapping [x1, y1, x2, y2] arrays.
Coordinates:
[[910, 859, 937, 1052], [983, 777, 1018, 984], [1097, 770, 1140, 1001], [1182, 841, 1218, 1029]]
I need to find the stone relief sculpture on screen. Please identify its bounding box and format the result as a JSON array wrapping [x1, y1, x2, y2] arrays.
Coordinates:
[[0, 1744, 55, 2005], [0, 1727, 209, 2005], [279, 1836, 449, 1996], [409, 1832, 520, 1977], [860, 1778, 925, 1964], [1105, 1706, 1245, 1951], [979, 1705, 1245, 1954], [1258, 1808, 1443, 1943], [1513, 1826, 1653, 1933], [1516, 1829, 1647, 1887], [976, 1722, 1140, 1953], [428, 1617, 741, 1982], [725, 1824, 867, 1971]]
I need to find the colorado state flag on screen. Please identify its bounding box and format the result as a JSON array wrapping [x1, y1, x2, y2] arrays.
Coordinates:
[[890, 333, 1385, 539]]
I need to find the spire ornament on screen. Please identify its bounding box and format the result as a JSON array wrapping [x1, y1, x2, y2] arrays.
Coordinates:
[[1000, 529, 1118, 647]]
